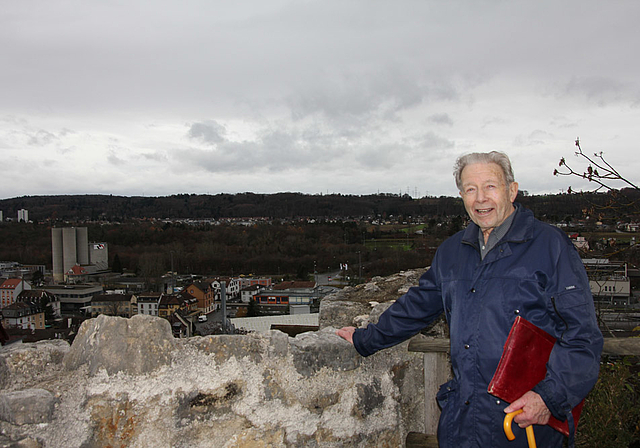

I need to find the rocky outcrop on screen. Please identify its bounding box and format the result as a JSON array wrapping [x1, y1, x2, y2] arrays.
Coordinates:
[[64, 314, 177, 376], [0, 269, 434, 447]]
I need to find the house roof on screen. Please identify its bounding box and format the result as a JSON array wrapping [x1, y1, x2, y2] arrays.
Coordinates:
[[17, 290, 56, 301], [1, 300, 42, 317], [67, 265, 88, 275], [272, 281, 316, 290], [138, 292, 162, 299], [178, 290, 196, 300], [187, 281, 211, 292], [159, 294, 182, 306], [0, 278, 23, 289], [3, 301, 32, 311]]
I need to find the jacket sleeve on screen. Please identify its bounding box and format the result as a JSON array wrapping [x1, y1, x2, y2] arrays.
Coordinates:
[[353, 265, 444, 357], [533, 241, 603, 421]]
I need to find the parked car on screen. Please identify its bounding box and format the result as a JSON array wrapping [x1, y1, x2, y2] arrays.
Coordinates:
[[198, 315, 207, 322]]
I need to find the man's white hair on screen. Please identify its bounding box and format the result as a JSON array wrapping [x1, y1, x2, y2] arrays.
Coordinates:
[[453, 151, 515, 191]]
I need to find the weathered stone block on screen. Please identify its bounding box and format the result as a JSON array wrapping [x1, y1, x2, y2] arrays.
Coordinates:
[[0, 340, 69, 389], [0, 434, 42, 448], [352, 379, 385, 419], [175, 381, 244, 425], [63, 314, 176, 376], [318, 294, 371, 330], [0, 388, 55, 425], [290, 328, 360, 377], [189, 333, 264, 364]]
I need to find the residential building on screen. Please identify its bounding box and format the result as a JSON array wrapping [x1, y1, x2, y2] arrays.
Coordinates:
[[17, 289, 60, 319], [137, 292, 162, 316], [91, 294, 137, 318], [210, 277, 241, 300], [183, 281, 215, 314], [17, 209, 28, 223], [240, 284, 266, 303], [238, 277, 272, 289], [2, 301, 45, 330], [159, 294, 181, 318], [0, 264, 46, 282], [568, 234, 590, 251], [158, 293, 198, 319], [177, 290, 199, 316], [0, 278, 32, 309]]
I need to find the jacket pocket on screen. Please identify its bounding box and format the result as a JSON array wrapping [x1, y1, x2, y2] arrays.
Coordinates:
[[436, 379, 459, 448], [436, 378, 457, 409]]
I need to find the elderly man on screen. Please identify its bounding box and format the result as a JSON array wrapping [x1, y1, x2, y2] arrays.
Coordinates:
[[337, 151, 602, 447]]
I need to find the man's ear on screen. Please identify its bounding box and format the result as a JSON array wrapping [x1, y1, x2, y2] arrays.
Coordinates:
[[509, 182, 519, 202]]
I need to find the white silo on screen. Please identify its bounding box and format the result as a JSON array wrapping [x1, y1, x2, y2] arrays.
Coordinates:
[[62, 227, 78, 275], [51, 228, 64, 282], [76, 227, 89, 265]]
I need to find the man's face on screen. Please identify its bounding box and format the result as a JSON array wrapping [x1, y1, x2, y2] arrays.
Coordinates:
[[459, 162, 518, 236]]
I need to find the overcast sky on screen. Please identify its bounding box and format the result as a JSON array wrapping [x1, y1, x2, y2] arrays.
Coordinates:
[[2, 1, 638, 200]]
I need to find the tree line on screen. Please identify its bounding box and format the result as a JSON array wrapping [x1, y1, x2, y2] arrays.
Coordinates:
[[1, 190, 639, 282], [3, 190, 636, 222]]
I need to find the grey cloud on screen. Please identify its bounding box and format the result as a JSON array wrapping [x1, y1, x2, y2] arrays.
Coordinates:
[[556, 76, 639, 106], [173, 140, 262, 174], [287, 66, 456, 123], [27, 130, 58, 146], [429, 113, 454, 126], [420, 132, 454, 150], [512, 130, 554, 147], [140, 152, 168, 162], [481, 117, 507, 129], [178, 122, 354, 175], [357, 143, 404, 169], [187, 121, 227, 145], [57, 146, 76, 155], [107, 150, 126, 166]]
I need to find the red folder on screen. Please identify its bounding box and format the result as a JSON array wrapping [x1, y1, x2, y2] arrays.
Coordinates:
[[488, 316, 583, 437]]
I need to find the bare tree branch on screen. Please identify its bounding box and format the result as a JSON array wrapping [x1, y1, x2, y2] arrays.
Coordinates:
[[554, 138, 639, 192]]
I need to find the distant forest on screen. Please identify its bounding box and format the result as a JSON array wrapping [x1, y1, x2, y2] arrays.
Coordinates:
[[2, 189, 639, 222], [1, 190, 639, 282]]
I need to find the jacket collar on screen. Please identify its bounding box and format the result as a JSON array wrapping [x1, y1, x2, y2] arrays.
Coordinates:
[[461, 202, 534, 247]]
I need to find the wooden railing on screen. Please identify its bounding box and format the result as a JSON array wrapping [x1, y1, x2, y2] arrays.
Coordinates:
[[405, 336, 640, 448]]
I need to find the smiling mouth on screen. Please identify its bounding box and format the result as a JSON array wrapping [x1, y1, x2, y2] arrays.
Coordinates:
[[476, 208, 494, 215]]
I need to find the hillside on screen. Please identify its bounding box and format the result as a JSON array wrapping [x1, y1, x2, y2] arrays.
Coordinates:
[[1, 189, 638, 222]]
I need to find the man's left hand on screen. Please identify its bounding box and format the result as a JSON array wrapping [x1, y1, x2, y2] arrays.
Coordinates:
[[503, 391, 551, 427]]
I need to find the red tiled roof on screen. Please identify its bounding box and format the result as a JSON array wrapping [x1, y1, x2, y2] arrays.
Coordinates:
[[67, 265, 88, 275], [0, 279, 22, 289]]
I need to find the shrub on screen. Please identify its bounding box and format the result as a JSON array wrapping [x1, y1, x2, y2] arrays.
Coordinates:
[[577, 356, 640, 448]]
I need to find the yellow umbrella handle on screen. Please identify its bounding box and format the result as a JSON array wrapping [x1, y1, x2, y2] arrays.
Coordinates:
[[504, 410, 536, 448]]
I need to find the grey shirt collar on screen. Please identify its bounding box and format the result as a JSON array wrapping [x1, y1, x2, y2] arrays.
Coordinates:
[[478, 205, 516, 260]]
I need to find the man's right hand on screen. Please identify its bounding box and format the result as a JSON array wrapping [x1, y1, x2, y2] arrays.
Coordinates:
[[336, 326, 356, 345]]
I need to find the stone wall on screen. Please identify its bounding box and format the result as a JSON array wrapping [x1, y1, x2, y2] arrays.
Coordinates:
[[0, 269, 434, 448]]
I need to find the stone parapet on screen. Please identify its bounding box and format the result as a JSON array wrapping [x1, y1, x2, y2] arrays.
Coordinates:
[[0, 269, 432, 447]]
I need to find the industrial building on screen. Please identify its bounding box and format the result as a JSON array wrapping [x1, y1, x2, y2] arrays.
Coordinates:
[[51, 227, 109, 283]]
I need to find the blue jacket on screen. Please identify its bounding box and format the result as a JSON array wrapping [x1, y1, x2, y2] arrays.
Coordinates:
[[353, 204, 603, 448]]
